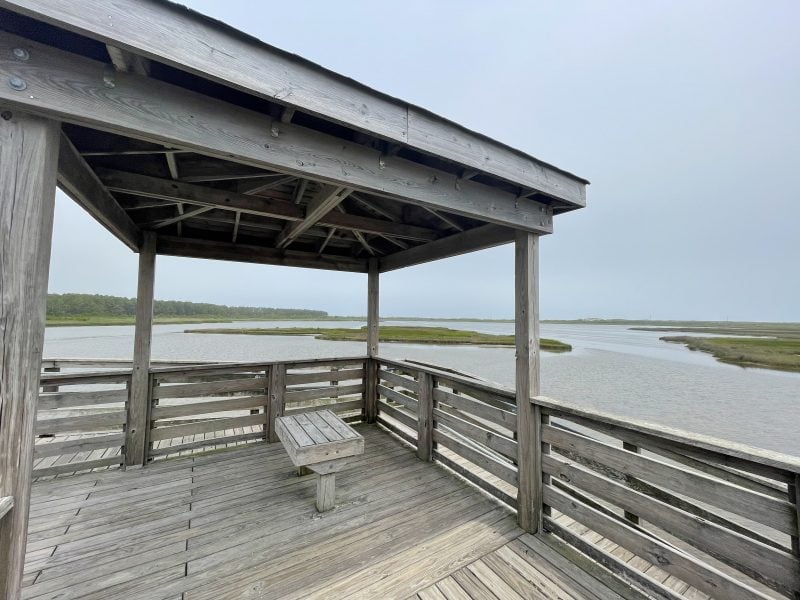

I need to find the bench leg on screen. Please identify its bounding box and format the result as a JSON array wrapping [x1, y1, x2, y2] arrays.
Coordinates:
[[297, 466, 313, 477], [316, 473, 336, 512]]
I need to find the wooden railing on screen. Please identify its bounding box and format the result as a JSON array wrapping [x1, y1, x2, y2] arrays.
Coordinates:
[[374, 357, 800, 600], [536, 396, 800, 600], [0, 496, 13, 521], [35, 356, 368, 475], [36, 355, 800, 597]]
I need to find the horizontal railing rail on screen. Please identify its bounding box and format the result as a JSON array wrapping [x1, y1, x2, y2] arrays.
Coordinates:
[[535, 394, 800, 600], [35, 356, 370, 476]]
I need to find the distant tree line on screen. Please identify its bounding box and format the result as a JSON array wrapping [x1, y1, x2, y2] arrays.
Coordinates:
[[46, 293, 328, 319]]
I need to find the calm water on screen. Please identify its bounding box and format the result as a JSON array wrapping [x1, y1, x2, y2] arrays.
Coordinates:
[[44, 321, 800, 456]]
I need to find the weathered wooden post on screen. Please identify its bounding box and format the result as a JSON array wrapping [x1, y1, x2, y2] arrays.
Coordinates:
[[515, 231, 543, 533], [416, 371, 434, 461], [622, 442, 641, 524], [0, 111, 60, 600], [267, 363, 286, 442], [125, 231, 156, 466], [364, 258, 379, 423]]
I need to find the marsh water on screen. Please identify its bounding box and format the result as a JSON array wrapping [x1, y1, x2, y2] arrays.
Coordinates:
[[44, 321, 800, 457]]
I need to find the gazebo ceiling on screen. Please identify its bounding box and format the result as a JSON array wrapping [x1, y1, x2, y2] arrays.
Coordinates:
[[0, 0, 589, 272]]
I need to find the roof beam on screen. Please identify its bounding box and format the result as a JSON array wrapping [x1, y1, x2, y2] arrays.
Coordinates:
[[156, 236, 368, 273], [275, 185, 352, 249], [56, 134, 141, 251], [149, 205, 213, 230], [237, 174, 295, 195], [97, 170, 439, 242], [0, 0, 587, 205], [106, 45, 150, 76], [379, 224, 514, 272], [0, 33, 555, 234]]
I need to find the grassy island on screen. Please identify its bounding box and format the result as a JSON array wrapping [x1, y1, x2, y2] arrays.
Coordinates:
[[661, 336, 800, 373], [184, 325, 572, 352]]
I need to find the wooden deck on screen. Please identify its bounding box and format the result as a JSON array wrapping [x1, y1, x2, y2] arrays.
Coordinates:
[[24, 425, 644, 600]]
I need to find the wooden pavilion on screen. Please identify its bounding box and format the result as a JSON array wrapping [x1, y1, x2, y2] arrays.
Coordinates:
[[1, 2, 799, 599]]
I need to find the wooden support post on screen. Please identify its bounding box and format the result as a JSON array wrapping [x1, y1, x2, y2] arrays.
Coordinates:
[[0, 112, 59, 600], [622, 441, 641, 525], [417, 371, 434, 461], [266, 363, 286, 443], [316, 473, 336, 512], [515, 231, 542, 533], [364, 258, 379, 423], [125, 231, 156, 466]]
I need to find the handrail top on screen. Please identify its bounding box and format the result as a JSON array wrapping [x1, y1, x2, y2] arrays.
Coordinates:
[[149, 355, 369, 375], [535, 394, 800, 476]]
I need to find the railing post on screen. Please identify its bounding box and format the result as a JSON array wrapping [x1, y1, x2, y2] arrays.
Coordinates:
[[515, 231, 542, 533], [0, 112, 60, 600], [126, 231, 156, 466], [416, 371, 434, 461], [365, 257, 379, 423], [622, 442, 641, 524], [266, 363, 286, 443]]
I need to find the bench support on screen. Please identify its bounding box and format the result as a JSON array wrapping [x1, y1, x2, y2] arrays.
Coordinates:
[[316, 473, 336, 512]]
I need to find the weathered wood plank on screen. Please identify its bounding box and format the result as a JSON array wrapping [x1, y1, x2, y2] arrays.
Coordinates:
[[417, 371, 434, 462], [284, 399, 363, 418], [433, 408, 516, 460], [432, 429, 518, 487], [0, 0, 588, 206], [35, 412, 127, 435], [285, 383, 364, 404], [266, 363, 285, 443], [285, 368, 363, 386], [434, 388, 517, 432], [380, 224, 514, 272], [377, 385, 419, 412], [149, 414, 267, 442], [515, 232, 542, 534], [149, 431, 265, 457], [0, 497, 13, 522], [37, 389, 128, 410], [0, 111, 58, 600], [32, 456, 123, 479], [542, 453, 800, 595], [377, 401, 417, 432], [378, 369, 418, 391], [0, 33, 557, 233], [543, 424, 797, 536], [537, 396, 800, 480], [151, 395, 268, 420], [153, 377, 268, 399], [545, 485, 775, 600], [365, 260, 379, 423], [33, 434, 125, 459], [126, 231, 155, 466], [57, 134, 140, 250]]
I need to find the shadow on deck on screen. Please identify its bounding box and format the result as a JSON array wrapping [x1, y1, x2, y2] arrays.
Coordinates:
[[25, 425, 631, 600]]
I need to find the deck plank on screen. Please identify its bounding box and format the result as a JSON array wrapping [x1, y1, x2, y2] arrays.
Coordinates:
[[23, 424, 701, 600]]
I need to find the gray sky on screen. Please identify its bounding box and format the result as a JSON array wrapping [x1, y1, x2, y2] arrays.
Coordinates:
[[48, 0, 800, 320]]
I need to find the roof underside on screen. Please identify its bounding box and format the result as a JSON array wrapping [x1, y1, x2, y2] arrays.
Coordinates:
[[0, 0, 588, 273]]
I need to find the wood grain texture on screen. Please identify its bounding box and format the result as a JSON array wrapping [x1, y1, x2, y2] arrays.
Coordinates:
[[0, 0, 588, 206], [266, 364, 285, 443], [0, 33, 556, 233], [0, 112, 59, 600], [365, 260, 379, 423], [515, 232, 542, 533], [125, 231, 156, 466], [417, 371, 434, 462], [379, 224, 515, 272], [56, 135, 140, 250]]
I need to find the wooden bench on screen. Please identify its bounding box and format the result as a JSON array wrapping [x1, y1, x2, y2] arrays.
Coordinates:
[[275, 410, 364, 512]]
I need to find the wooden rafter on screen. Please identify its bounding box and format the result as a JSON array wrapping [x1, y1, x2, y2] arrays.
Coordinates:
[[99, 169, 441, 242], [0, 33, 557, 233], [275, 185, 352, 249], [6, 0, 587, 205], [149, 205, 213, 230], [56, 135, 141, 251], [420, 206, 464, 232], [237, 174, 295, 196]]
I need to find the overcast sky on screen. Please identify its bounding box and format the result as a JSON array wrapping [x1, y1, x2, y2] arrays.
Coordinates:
[[47, 0, 799, 321]]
